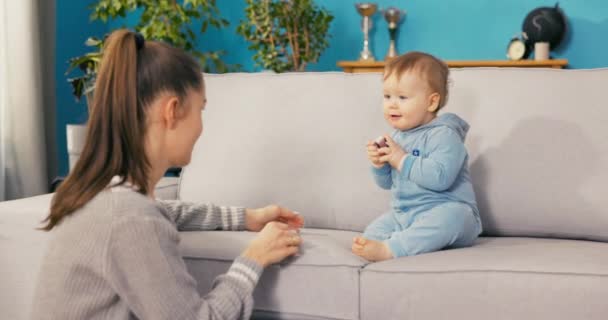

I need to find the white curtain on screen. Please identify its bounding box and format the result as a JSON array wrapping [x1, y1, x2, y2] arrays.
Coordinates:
[[0, 1, 50, 201], [0, 0, 8, 201]]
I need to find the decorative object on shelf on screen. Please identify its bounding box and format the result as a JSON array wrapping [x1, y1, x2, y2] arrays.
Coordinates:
[[522, 3, 567, 51], [381, 7, 405, 60], [534, 42, 550, 60], [507, 3, 566, 62], [355, 3, 378, 61], [506, 33, 530, 61], [66, 0, 234, 106], [521, 3, 567, 60], [237, 0, 334, 73]]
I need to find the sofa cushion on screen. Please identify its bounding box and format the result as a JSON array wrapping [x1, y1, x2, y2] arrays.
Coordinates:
[[447, 68, 608, 241], [179, 72, 391, 233], [180, 70, 608, 242], [155, 176, 179, 200], [0, 194, 53, 320], [180, 228, 367, 320], [360, 237, 608, 320]]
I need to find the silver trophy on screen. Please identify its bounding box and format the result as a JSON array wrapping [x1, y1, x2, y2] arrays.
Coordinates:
[[355, 3, 378, 61], [382, 7, 405, 60]]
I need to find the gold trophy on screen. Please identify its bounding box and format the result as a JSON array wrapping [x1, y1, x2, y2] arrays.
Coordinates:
[[355, 3, 378, 61], [382, 7, 405, 60]]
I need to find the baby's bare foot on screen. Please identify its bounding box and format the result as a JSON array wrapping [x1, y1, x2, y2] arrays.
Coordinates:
[[351, 237, 394, 262]]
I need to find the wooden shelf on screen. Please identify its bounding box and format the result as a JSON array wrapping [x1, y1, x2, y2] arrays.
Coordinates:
[[337, 59, 568, 73]]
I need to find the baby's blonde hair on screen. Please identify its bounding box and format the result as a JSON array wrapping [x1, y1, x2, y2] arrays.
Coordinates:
[[384, 51, 450, 110]]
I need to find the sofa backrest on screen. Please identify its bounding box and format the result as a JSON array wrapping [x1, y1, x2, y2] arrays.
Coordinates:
[[179, 70, 608, 242]]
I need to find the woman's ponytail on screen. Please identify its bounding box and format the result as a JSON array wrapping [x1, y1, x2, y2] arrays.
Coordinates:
[[43, 30, 148, 230]]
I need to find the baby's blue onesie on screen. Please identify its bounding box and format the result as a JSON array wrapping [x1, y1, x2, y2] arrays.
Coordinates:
[[365, 113, 482, 257]]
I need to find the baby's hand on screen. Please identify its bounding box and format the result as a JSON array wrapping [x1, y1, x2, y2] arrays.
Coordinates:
[[378, 136, 407, 171], [367, 140, 387, 168]]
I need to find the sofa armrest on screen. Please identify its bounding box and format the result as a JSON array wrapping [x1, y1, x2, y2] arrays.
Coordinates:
[[155, 177, 179, 200]]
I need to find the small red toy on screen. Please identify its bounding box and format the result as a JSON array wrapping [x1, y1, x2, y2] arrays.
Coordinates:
[[374, 136, 388, 148]]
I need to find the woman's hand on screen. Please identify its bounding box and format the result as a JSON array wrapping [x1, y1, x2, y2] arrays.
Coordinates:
[[245, 205, 304, 232], [242, 222, 302, 267], [378, 135, 407, 171]]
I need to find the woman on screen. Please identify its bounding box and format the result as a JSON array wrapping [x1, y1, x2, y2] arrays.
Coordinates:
[[31, 29, 303, 320]]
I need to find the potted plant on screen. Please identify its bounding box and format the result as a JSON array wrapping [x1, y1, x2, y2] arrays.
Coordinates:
[[236, 0, 334, 73], [66, 37, 102, 111], [65, 0, 234, 171]]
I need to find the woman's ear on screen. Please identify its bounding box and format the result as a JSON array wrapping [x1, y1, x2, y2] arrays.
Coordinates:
[[427, 93, 440, 113], [161, 96, 180, 129]]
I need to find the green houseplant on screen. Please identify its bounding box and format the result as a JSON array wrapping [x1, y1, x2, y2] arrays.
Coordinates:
[[65, 0, 233, 174], [236, 0, 334, 72], [65, 37, 103, 107], [66, 0, 234, 106]]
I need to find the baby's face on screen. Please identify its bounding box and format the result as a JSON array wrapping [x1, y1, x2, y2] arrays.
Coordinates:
[[382, 71, 438, 131]]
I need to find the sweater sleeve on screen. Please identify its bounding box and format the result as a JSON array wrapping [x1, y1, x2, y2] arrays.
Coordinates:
[[156, 200, 247, 232], [401, 127, 467, 191], [104, 216, 263, 320], [370, 164, 393, 190]]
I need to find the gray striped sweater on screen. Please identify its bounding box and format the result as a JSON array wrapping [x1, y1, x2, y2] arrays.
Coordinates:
[[30, 185, 263, 320]]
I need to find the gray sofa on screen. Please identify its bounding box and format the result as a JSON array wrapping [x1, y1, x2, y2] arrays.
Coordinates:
[[2, 69, 608, 320]]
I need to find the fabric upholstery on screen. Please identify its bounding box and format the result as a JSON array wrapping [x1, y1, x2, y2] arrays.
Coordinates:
[[181, 228, 366, 320], [360, 237, 608, 320], [180, 70, 608, 241]]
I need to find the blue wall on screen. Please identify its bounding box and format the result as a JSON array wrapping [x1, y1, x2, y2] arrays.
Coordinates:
[[55, 0, 608, 176], [56, 0, 106, 176], [206, 0, 608, 71]]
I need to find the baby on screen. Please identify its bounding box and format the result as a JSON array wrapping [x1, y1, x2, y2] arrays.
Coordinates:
[[352, 52, 482, 261]]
